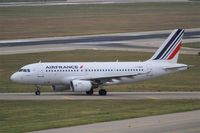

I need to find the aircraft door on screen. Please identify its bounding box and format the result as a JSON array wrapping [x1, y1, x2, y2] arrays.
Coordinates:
[[37, 63, 45, 84]]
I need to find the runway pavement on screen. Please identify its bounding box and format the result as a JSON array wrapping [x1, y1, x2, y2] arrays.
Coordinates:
[[0, 29, 199, 55], [0, 92, 200, 100], [0, 0, 188, 7], [1, 29, 200, 47], [31, 110, 200, 133]]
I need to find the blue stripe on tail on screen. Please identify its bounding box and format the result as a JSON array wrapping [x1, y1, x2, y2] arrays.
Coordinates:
[[154, 29, 182, 60], [160, 30, 184, 60]]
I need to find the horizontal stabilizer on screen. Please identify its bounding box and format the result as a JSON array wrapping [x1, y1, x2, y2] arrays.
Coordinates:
[[163, 64, 188, 70]]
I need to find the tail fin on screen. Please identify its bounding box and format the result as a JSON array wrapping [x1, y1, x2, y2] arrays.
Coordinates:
[[149, 29, 184, 63]]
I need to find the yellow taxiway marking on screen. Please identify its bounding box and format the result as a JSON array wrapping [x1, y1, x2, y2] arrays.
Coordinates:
[[63, 96, 74, 100]]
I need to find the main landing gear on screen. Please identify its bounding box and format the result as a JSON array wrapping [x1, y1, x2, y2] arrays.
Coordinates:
[[86, 88, 107, 95], [35, 85, 41, 95], [86, 89, 94, 95], [99, 89, 107, 96]]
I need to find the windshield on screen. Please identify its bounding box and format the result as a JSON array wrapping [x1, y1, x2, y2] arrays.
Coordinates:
[[18, 69, 30, 72]]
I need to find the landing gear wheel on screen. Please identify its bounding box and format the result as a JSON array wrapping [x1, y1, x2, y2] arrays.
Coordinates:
[[35, 90, 40, 95], [86, 89, 94, 95], [35, 85, 41, 95], [99, 89, 107, 96]]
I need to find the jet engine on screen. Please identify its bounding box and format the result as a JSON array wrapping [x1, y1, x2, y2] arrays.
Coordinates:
[[70, 80, 92, 92], [52, 85, 70, 92]]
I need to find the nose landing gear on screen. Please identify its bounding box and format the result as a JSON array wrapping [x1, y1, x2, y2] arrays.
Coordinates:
[[35, 85, 41, 95]]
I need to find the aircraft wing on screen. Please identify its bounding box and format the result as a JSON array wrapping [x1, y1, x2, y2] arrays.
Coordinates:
[[80, 72, 148, 84]]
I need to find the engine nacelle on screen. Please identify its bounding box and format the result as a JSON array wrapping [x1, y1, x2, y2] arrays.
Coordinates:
[[70, 80, 92, 92], [52, 85, 70, 92]]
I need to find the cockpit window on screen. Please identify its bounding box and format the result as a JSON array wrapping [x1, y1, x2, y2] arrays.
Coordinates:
[[18, 69, 23, 72], [18, 69, 30, 72]]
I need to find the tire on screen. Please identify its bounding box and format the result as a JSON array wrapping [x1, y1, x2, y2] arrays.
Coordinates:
[[99, 89, 107, 96], [35, 91, 40, 95]]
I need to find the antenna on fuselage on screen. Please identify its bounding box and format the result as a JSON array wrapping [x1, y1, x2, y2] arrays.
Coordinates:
[[39, 60, 42, 63]]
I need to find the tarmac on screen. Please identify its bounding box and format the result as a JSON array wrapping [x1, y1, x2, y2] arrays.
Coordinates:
[[0, 0, 189, 7], [0, 28, 200, 55], [0, 92, 200, 100], [31, 110, 200, 133]]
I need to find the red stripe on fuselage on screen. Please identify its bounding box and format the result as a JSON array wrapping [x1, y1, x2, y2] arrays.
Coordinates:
[[167, 42, 182, 60]]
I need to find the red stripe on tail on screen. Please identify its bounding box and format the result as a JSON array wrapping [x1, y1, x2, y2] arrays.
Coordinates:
[[167, 42, 182, 60]]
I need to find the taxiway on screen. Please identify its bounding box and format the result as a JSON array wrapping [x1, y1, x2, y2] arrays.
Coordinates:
[[0, 92, 200, 100], [32, 110, 200, 133], [0, 29, 200, 55], [0, 0, 189, 7]]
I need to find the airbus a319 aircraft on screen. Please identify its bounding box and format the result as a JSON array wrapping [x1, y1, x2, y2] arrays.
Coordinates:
[[11, 29, 187, 95]]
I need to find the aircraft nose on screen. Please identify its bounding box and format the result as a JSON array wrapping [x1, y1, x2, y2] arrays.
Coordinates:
[[10, 73, 19, 82]]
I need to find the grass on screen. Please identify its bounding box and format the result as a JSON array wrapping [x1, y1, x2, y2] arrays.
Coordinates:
[[0, 49, 199, 92], [0, 2, 200, 39], [0, 100, 200, 133]]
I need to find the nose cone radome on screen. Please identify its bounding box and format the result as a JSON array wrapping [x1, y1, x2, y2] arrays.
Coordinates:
[[10, 73, 19, 83]]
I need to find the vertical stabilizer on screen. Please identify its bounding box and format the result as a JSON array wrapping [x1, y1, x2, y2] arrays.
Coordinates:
[[149, 29, 184, 63]]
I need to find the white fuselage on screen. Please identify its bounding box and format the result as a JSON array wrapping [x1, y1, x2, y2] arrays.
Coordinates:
[[10, 61, 187, 87]]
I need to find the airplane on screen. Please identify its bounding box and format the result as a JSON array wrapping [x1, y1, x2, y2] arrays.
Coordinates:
[[10, 29, 188, 96]]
